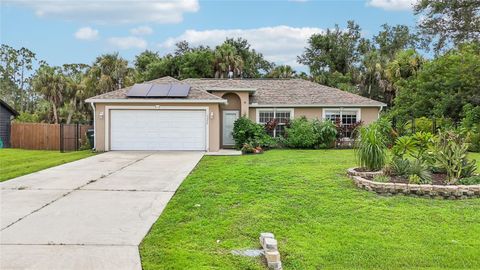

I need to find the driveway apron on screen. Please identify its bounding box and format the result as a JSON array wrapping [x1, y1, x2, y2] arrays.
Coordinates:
[[0, 151, 203, 270]]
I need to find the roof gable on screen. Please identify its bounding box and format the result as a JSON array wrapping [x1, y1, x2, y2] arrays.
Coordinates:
[[0, 99, 19, 116]]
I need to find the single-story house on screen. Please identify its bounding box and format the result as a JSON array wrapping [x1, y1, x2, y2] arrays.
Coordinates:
[[85, 76, 386, 152], [0, 99, 19, 148]]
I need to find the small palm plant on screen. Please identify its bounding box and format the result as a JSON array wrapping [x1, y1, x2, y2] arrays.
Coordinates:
[[355, 123, 387, 171]]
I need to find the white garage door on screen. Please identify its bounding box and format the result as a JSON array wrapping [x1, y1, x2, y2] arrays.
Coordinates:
[[110, 109, 207, 151]]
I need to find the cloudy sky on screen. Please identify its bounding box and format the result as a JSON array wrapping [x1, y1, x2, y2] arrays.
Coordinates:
[[1, 0, 417, 70]]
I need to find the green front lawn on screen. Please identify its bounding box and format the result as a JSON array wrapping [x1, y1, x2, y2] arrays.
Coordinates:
[[141, 150, 480, 270], [0, 149, 95, 182]]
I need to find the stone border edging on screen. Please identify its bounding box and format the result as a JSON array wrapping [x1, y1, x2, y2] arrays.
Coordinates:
[[347, 168, 480, 199]]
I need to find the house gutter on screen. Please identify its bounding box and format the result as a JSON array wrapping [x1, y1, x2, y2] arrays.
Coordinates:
[[84, 98, 227, 104], [89, 102, 96, 150]]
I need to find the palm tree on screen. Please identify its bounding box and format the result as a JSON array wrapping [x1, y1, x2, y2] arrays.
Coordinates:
[[86, 53, 134, 96], [32, 65, 66, 124], [214, 43, 243, 78], [62, 64, 88, 124], [268, 65, 297, 78]]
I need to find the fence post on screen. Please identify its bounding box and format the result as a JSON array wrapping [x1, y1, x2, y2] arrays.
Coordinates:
[[76, 122, 80, 151], [60, 123, 64, 153]]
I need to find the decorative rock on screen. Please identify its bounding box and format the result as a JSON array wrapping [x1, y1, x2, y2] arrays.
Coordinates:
[[259, 233, 282, 270], [268, 261, 282, 270], [264, 238, 278, 251], [265, 250, 281, 262]]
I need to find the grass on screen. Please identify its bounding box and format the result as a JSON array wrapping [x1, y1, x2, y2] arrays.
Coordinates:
[[141, 149, 480, 270], [0, 149, 95, 182]]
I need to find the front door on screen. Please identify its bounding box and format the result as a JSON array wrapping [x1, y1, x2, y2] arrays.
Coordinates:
[[222, 110, 239, 147]]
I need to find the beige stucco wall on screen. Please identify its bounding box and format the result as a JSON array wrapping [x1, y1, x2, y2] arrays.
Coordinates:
[[93, 102, 220, 152], [248, 107, 380, 124], [361, 107, 380, 124], [211, 91, 249, 116]]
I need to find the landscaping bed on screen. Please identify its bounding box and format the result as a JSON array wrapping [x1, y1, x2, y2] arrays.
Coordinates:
[[347, 168, 480, 199]]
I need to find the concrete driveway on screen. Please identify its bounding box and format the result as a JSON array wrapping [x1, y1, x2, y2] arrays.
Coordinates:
[[0, 151, 203, 270]]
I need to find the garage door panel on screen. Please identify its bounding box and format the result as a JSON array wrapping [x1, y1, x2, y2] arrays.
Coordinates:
[[110, 110, 206, 151]]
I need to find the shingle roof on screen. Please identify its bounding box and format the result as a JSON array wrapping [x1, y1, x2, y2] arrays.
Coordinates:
[[86, 76, 223, 101], [0, 99, 19, 116], [87, 76, 385, 107], [184, 78, 386, 107]]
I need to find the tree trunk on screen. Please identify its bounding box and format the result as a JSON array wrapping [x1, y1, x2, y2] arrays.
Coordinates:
[[52, 102, 59, 124], [66, 98, 76, 124]]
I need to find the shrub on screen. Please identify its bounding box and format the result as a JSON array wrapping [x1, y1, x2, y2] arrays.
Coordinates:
[[355, 123, 387, 171], [285, 117, 318, 148], [408, 174, 422, 184], [406, 117, 433, 134], [14, 112, 40, 123], [433, 131, 477, 184], [314, 120, 337, 148], [232, 117, 271, 149], [458, 175, 480, 185], [407, 160, 432, 184], [465, 125, 480, 152], [385, 157, 410, 176], [392, 132, 435, 164], [373, 174, 390, 183]]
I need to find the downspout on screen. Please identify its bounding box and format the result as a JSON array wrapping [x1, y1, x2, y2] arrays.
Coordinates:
[[378, 105, 384, 119], [90, 102, 96, 150]]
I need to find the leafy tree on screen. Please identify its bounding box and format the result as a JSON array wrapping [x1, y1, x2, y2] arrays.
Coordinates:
[[144, 54, 179, 80], [374, 24, 420, 58], [298, 21, 364, 81], [414, 0, 480, 52], [0, 44, 37, 111], [134, 50, 160, 81], [393, 43, 480, 122], [178, 48, 215, 79], [225, 38, 273, 78]]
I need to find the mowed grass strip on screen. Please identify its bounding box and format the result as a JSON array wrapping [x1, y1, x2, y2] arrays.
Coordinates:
[[0, 149, 95, 182], [140, 150, 480, 270]]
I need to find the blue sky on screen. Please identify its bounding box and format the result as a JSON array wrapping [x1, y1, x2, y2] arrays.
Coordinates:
[[1, 0, 417, 70]]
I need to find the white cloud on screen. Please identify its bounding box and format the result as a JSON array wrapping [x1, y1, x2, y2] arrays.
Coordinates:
[[74, 27, 99, 40], [130, 26, 154, 36], [160, 26, 323, 67], [108, 36, 147, 50], [366, 0, 416, 11], [9, 0, 199, 24]]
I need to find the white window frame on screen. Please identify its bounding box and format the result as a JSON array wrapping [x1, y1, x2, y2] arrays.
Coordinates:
[[256, 108, 294, 137], [322, 108, 361, 137]]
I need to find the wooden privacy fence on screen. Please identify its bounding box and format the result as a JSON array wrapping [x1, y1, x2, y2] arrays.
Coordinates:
[[10, 123, 92, 151]]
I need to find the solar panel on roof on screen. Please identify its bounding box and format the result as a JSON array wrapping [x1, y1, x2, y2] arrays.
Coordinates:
[[126, 83, 152, 97], [146, 84, 171, 97], [126, 83, 191, 98], [168, 84, 190, 97]]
